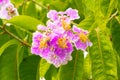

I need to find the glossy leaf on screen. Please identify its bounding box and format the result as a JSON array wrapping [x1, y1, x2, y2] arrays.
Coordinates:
[[110, 18, 120, 57], [19, 55, 40, 80], [82, 54, 92, 80], [40, 59, 51, 77], [0, 39, 18, 56], [8, 15, 42, 32], [0, 44, 18, 80], [59, 50, 84, 80], [89, 28, 117, 80], [24, 2, 37, 18]]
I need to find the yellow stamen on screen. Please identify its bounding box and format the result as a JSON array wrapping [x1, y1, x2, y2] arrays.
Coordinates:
[[38, 37, 48, 49], [57, 37, 68, 48], [53, 54, 57, 59], [6, 6, 16, 16], [79, 32, 88, 43], [62, 20, 71, 31], [39, 39, 48, 48]]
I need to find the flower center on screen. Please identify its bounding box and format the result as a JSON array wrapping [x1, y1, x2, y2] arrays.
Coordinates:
[[79, 32, 88, 43], [57, 37, 68, 49], [6, 6, 16, 17], [38, 38, 49, 49], [62, 20, 71, 31]]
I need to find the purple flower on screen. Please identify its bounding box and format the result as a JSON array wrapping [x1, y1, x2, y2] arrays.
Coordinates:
[[0, 3, 19, 20], [72, 25, 92, 51], [65, 8, 80, 20], [46, 34, 73, 67], [31, 8, 93, 67], [47, 10, 58, 21], [31, 31, 73, 68], [37, 25, 47, 31], [0, 0, 9, 7], [47, 8, 80, 29], [31, 31, 51, 58]]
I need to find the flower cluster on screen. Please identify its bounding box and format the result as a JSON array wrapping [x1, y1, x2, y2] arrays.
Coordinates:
[[31, 8, 92, 68], [0, 0, 19, 20]]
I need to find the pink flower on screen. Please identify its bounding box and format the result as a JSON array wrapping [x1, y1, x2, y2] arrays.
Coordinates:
[[47, 10, 58, 21], [0, 0, 9, 7], [31, 8, 92, 67], [31, 30, 73, 68], [0, 3, 19, 20], [72, 25, 92, 51], [65, 8, 80, 20]]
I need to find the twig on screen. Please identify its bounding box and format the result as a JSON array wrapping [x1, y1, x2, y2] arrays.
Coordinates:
[[108, 10, 118, 21], [31, 0, 49, 10], [71, 21, 79, 26], [0, 26, 31, 47]]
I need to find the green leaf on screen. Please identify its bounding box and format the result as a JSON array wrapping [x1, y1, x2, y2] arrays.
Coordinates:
[[110, 18, 120, 57], [45, 65, 58, 80], [19, 55, 40, 80], [100, 0, 110, 16], [24, 2, 37, 18], [0, 19, 3, 25], [59, 50, 84, 80], [117, 0, 120, 13], [40, 59, 51, 77], [0, 44, 18, 80], [11, 0, 23, 6], [82, 54, 92, 80], [116, 54, 120, 80], [0, 39, 18, 56], [8, 15, 42, 32], [0, 34, 10, 47], [89, 28, 117, 80], [78, 16, 95, 30]]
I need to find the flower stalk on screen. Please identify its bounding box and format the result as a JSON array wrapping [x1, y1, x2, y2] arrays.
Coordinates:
[[0, 25, 31, 47]]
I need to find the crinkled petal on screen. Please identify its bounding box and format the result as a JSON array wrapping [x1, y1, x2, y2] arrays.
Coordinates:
[[0, 3, 19, 20], [0, 0, 9, 7], [47, 10, 58, 21], [37, 25, 47, 31], [32, 31, 43, 43], [74, 40, 88, 51], [66, 8, 80, 20]]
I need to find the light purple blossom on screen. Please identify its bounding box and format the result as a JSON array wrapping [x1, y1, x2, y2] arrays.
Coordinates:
[[31, 31, 51, 59], [72, 25, 92, 51], [47, 8, 80, 28], [0, 0, 9, 7], [65, 8, 80, 20], [31, 8, 92, 67], [0, 3, 19, 20], [31, 31, 73, 68], [47, 10, 58, 21], [46, 34, 73, 67]]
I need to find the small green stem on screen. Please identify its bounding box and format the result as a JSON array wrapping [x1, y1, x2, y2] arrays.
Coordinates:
[[31, 0, 49, 10], [71, 21, 79, 26], [108, 10, 118, 21], [0, 26, 31, 47]]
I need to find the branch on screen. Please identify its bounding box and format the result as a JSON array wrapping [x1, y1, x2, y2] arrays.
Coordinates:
[[31, 0, 49, 10], [108, 10, 118, 21], [0, 26, 31, 47]]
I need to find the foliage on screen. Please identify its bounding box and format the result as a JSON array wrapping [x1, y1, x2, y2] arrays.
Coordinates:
[[0, 0, 120, 80]]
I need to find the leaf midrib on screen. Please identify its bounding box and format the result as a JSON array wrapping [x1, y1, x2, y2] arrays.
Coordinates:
[[96, 30, 105, 78]]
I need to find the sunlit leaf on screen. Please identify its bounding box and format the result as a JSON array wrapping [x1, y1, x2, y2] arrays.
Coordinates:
[[0, 44, 18, 80], [8, 15, 42, 32], [89, 28, 117, 80], [59, 50, 84, 80], [0, 39, 18, 56], [40, 59, 51, 77], [19, 55, 40, 80]]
